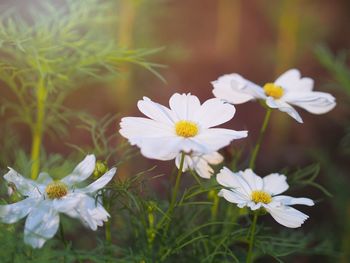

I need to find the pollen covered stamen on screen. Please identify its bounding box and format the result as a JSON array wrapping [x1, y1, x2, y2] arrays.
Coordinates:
[[263, 83, 284, 99], [45, 181, 68, 199], [251, 190, 272, 204], [175, 120, 199, 138]]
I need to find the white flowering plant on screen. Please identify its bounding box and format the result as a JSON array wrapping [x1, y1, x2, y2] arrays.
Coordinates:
[[0, 1, 344, 263]]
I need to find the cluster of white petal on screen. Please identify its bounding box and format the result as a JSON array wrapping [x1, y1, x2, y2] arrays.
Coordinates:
[[119, 93, 247, 169], [0, 155, 116, 248], [212, 69, 336, 123], [175, 152, 224, 179], [217, 168, 314, 228]]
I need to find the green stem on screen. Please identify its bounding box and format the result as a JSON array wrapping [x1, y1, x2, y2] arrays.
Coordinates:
[[101, 190, 112, 243], [159, 152, 186, 234], [246, 213, 258, 263], [59, 221, 67, 248], [105, 205, 112, 243], [249, 108, 272, 169], [168, 152, 186, 214], [30, 77, 47, 179]]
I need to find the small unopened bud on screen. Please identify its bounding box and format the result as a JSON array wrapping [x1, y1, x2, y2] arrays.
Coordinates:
[[93, 160, 108, 179]]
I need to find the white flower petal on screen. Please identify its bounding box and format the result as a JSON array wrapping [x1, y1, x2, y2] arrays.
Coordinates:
[[37, 172, 53, 185], [203, 152, 224, 165], [61, 155, 96, 186], [74, 195, 109, 231], [195, 98, 235, 128], [169, 93, 201, 120], [193, 158, 215, 179], [194, 128, 248, 153], [248, 202, 262, 210], [137, 136, 183, 160], [52, 193, 84, 217], [274, 69, 314, 92], [24, 201, 60, 248], [263, 173, 289, 195], [212, 74, 265, 104], [193, 152, 224, 179], [239, 169, 263, 191], [176, 152, 223, 179], [216, 167, 252, 197], [266, 97, 303, 123], [218, 189, 249, 205], [265, 204, 310, 228], [0, 197, 40, 224], [272, 195, 314, 206], [4, 168, 43, 197], [283, 91, 336, 115], [119, 117, 174, 145], [175, 154, 191, 172], [137, 97, 176, 125], [79, 168, 116, 194]]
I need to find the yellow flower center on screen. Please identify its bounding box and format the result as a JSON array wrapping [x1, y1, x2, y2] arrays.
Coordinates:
[[263, 83, 284, 99], [45, 181, 68, 199], [175, 120, 199, 138], [251, 190, 272, 204]]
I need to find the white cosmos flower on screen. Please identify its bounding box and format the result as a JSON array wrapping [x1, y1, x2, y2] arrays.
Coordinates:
[[119, 93, 247, 161], [212, 69, 336, 123], [217, 168, 314, 228], [0, 155, 116, 248], [175, 151, 224, 179]]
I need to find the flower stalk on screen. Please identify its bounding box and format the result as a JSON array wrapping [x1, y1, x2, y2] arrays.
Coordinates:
[[249, 107, 272, 169], [30, 77, 47, 180], [169, 152, 186, 214], [105, 202, 112, 243], [59, 221, 67, 248], [246, 212, 258, 263]]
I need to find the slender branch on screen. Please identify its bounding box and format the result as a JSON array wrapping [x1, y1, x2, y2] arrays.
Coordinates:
[[159, 152, 186, 233], [246, 213, 258, 263], [59, 221, 67, 248], [30, 77, 47, 179], [249, 108, 272, 169], [169, 152, 186, 214]]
